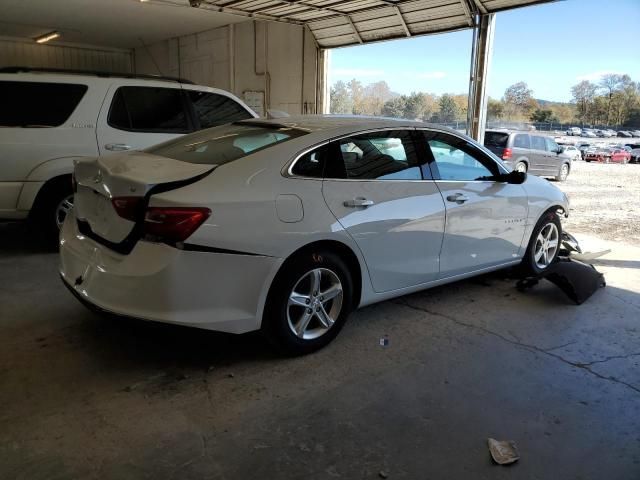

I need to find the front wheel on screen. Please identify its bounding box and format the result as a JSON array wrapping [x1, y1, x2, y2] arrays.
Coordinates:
[[262, 250, 354, 355], [521, 211, 562, 276], [30, 177, 74, 247]]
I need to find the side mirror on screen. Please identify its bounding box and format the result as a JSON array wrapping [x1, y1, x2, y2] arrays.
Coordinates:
[[490, 170, 527, 184]]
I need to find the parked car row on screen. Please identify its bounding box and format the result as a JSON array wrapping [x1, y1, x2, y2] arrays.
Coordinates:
[[565, 127, 640, 138], [584, 148, 632, 163]]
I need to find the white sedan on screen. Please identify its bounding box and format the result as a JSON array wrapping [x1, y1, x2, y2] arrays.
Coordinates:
[[60, 116, 569, 355]]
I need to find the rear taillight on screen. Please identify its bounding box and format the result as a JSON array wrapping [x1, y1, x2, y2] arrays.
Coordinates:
[[502, 148, 513, 160], [143, 207, 211, 243], [112, 197, 143, 222]]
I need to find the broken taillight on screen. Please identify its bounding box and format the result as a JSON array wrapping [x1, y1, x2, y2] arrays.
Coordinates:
[[111, 197, 143, 222], [143, 207, 211, 243]]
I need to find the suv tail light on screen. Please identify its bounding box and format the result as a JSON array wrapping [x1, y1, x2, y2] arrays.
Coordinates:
[[143, 207, 211, 243], [502, 148, 513, 160]]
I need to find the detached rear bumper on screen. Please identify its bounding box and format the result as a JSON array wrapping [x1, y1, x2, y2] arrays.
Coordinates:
[[59, 214, 283, 333]]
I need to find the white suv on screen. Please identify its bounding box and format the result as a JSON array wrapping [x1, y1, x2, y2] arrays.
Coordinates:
[[0, 67, 257, 242]]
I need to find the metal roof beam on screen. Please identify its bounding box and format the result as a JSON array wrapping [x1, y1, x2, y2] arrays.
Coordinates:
[[345, 15, 364, 43], [394, 6, 411, 37], [470, 0, 488, 14]]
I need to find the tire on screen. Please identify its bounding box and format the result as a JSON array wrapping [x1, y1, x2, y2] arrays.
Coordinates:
[[555, 163, 570, 182], [514, 161, 528, 173], [262, 250, 354, 355], [521, 211, 562, 276], [29, 176, 73, 248]]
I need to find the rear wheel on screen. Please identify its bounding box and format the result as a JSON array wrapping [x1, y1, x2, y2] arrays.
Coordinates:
[[521, 211, 562, 276], [263, 250, 353, 355], [514, 162, 527, 173], [30, 176, 73, 247], [555, 163, 570, 182]]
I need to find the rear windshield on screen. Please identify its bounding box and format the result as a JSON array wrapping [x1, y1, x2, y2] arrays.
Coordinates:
[[0, 81, 88, 127], [484, 132, 509, 147], [147, 123, 308, 165]]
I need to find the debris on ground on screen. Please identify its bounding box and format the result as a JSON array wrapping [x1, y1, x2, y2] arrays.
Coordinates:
[[487, 438, 520, 465], [378, 470, 389, 479], [379, 335, 389, 347]]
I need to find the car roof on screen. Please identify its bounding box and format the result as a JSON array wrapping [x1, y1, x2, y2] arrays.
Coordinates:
[[0, 66, 193, 84]]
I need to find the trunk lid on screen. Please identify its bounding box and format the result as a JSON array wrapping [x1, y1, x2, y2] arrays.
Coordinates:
[[73, 152, 213, 246]]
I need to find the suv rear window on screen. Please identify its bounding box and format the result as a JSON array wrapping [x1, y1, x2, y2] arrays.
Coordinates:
[[188, 91, 253, 128], [484, 132, 509, 147], [147, 123, 307, 166], [108, 86, 189, 133], [0, 81, 87, 127]]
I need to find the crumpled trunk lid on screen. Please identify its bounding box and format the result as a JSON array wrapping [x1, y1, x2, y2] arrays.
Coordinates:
[[73, 152, 213, 246]]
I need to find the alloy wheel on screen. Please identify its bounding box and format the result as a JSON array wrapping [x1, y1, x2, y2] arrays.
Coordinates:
[[515, 163, 527, 173], [287, 268, 343, 340], [55, 194, 74, 229], [559, 164, 569, 181], [534, 223, 559, 270]]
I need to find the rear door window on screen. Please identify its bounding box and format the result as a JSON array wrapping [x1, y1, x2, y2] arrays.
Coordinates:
[[108, 86, 189, 133], [187, 91, 253, 128], [331, 130, 422, 180], [0, 81, 87, 127], [531, 136, 546, 151], [513, 134, 530, 149]]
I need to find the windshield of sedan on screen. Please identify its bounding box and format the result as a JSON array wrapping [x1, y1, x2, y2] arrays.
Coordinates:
[[147, 123, 308, 165]]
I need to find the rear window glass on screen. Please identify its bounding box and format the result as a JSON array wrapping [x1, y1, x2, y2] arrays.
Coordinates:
[[147, 123, 307, 165], [483, 132, 509, 147], [0, 81, 87, 127], [108, 86, 189, 133]]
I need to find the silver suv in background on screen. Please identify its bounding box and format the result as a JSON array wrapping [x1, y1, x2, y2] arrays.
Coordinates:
[[484, 130, 572, 182], [0, 67, 257, 243]]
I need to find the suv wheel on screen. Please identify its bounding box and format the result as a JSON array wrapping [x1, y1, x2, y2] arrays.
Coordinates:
[[555, 163, 570, 182], [514, 162, 527, 173], [30, 177, 73, 247]]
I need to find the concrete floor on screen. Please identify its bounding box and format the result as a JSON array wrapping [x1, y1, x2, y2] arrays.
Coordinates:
[[1, 223, 639, 480]]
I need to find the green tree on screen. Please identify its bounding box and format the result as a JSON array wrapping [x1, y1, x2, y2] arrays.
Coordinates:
[[487, 98, 504, 120], [381, 96, 408, 118], [530, 109, 558, 123], [330, 80, 352, 114], [571, 80, 598, 124], [503, 81, 534, 119], [599, 73, 624, 124], [438, 94, 459, 122]]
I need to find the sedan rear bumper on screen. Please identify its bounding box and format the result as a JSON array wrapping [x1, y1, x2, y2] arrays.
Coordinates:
[[59, 214, 283, 333]]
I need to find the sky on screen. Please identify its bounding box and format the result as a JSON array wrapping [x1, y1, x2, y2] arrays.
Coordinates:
[[328, 0, 640, 102]]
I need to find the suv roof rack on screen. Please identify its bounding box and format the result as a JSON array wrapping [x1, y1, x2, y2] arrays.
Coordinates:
[[0, 66, 194, 84]]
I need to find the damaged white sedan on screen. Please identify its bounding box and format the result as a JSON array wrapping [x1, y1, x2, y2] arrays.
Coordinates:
[[60, 116, 569, 354]]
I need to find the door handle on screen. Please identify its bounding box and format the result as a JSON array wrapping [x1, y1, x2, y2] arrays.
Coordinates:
[[104, 143, 131, 151], [344, 198, 374, 208], [446, 193, 469, 204]]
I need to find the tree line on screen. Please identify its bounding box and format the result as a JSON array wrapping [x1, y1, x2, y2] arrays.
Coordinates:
[[330, 73, 640, 127]]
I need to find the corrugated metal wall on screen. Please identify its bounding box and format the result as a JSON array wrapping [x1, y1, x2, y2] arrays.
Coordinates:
[[0, 38, 132, 72]]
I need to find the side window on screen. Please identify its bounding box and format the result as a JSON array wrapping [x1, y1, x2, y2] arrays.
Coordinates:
[[0, 81, 87, 127], [513, 134, 530, 149], [291, 148, 325, 178], [531, 136, 546, 151], [545, 137, 560, 152], [188, 91, 253, 129], [108, 86, 189, 133], [334, 130, 422, 180], [426, 133, 498, 181]]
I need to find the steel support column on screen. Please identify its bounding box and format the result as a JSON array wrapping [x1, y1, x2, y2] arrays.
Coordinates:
[[467, 13, 495, 143]]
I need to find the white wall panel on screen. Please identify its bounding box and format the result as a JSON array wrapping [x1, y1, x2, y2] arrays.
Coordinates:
[[0, 38, 132, 72]]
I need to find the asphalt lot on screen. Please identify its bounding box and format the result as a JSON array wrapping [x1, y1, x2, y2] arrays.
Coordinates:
[[1, 169, 640, 479]]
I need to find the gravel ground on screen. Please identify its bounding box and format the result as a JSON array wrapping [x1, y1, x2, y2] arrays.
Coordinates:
[[555, 160, 640, 243]]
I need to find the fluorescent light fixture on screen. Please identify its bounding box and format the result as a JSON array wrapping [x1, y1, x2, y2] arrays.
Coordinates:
[[35, 31, 60, 44]]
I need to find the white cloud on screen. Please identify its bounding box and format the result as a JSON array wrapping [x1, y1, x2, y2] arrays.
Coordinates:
[[576, 70, 623, 81], [414, 71, 447, 80], [333, 68, 385, 77]]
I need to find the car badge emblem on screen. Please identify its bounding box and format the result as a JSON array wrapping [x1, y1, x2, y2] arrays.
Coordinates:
[[93, 170, 103, 184]]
